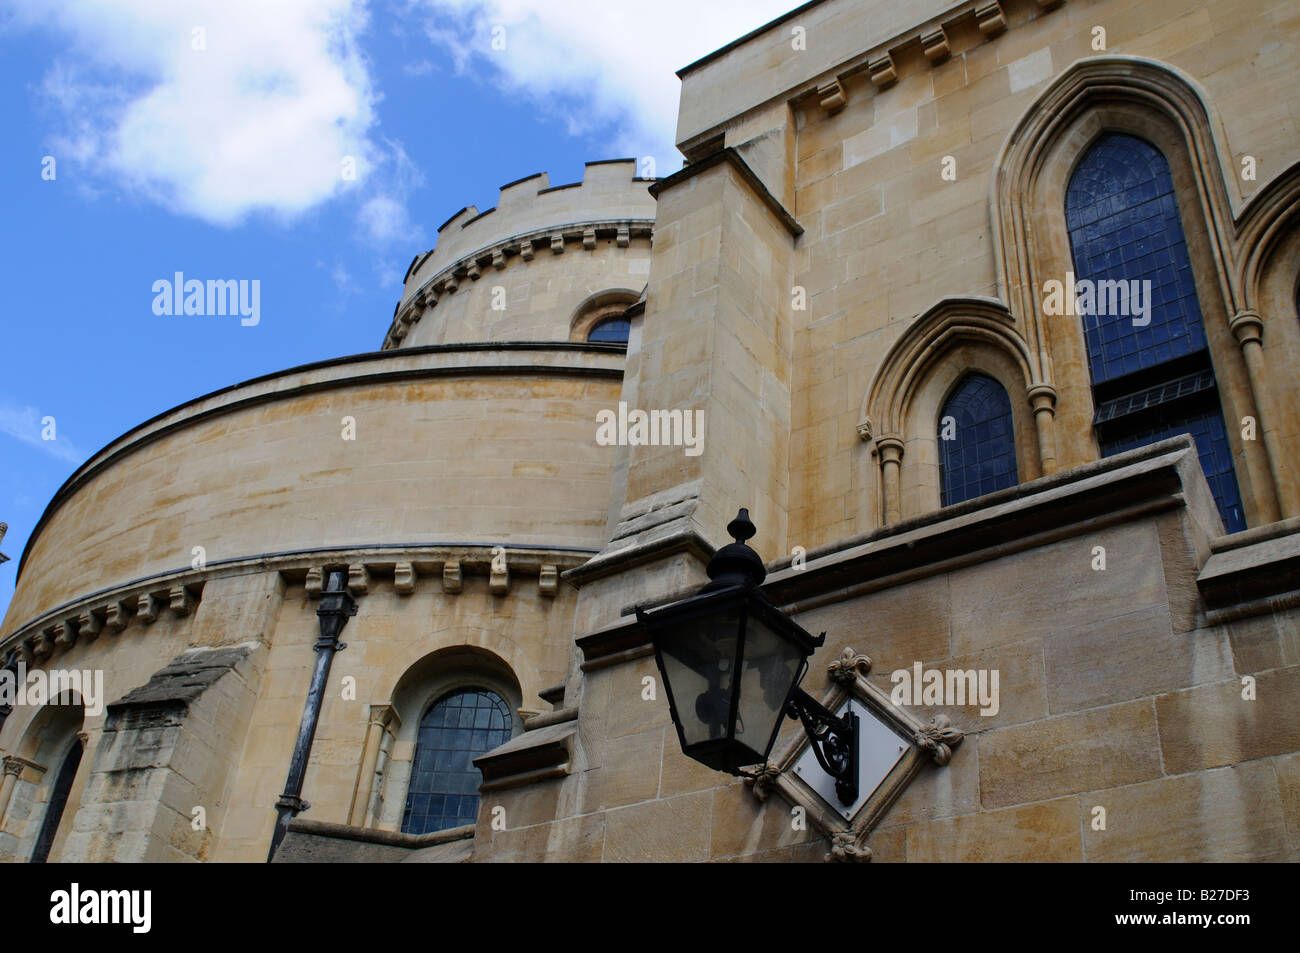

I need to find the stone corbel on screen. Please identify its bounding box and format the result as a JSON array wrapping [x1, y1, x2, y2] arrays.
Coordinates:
[[106, 600, 131, 633], [616, 226, 630, 248], [489, 560, 510, 596], [465, 260, 481, 281], [33, 630, 55, 661], [394, 562, 417, 595], [491, 249, 506, 270], [442, 559, 463, 594], [921, 27, 950, 64], [582, 227, 597, 250], [856, 416, 873, 442], [169, 584, 194, 616], [52, 620, 76, 652], [867, 53, 897, 88], [550, 234, 565, 255], [975, 2, 1007, 37], [138, 591, 162, 624], [306, 568, 324, 600], [817, 78, 847, 114], [347, 564, 370, 596], [520, 240, 536, 261], [76, 612, 102, 642], [538, 565, 559, 598]]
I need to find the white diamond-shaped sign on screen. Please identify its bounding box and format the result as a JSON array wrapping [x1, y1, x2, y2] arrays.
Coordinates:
[[793, 696, 909, 821]]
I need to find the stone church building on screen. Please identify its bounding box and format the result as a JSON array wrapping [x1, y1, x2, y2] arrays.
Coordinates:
[[2, 0, 1297, 862]]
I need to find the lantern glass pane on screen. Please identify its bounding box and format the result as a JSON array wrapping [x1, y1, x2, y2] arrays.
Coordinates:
[[734, 611, 805, 763], [658, 607, 741, 747]]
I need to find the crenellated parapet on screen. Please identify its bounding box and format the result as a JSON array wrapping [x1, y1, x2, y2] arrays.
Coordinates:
[[385, 159, 657, 349]]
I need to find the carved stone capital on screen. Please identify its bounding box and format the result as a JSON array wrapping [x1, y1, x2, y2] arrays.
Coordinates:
[[1027, 382, 1058, 414], [856, 416, 873, 442], [828, 647, 872, 684], [915, 714, 964, 765], [875, 435, 905, 464], [1230, 310, 1264, 347], [368, 704, 396, 729]]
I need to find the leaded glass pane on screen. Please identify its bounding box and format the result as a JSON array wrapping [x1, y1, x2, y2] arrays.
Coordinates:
[[939, 373, 1017, 507], [401, 688, 513, 834], [587, 317, 630, 343], [1066, 134, 1206, 383]]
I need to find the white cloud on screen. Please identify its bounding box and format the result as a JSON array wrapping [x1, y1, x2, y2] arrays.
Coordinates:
[[0, 404, 86, 465], [9, 0, 380, 225], [414, 0, 797, 167]]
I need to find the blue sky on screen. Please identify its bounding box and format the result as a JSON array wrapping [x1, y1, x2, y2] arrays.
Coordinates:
[[0, 0, 794, 618]]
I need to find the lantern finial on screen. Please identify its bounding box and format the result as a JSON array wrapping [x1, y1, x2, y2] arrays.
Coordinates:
[[704, 508, 766, 590]]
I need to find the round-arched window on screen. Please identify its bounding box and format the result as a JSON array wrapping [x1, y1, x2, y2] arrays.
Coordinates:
[[587, 317, 630, 344], [401, 688, 513, 834]]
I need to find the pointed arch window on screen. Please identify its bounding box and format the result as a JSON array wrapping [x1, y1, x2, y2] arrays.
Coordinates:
[[939, 373, 1018, 506], [401, 688, 513, 835], [1065, 133, 1244, 532]]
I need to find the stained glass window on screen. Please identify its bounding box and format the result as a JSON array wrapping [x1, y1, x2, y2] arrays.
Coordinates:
[[939, 373, 1018, 506], [587, 317, 630, 343], [401, 688, 513, 834], [1066, 133, 1245, 533]]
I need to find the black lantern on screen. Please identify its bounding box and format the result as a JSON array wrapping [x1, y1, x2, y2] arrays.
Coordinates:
[[638, 509, 860, 804]]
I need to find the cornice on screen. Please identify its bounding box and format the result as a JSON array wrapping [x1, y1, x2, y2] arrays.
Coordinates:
[[385, 218, 654, 349]]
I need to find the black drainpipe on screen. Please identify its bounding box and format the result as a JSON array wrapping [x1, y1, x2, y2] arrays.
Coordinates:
[[267, 567, 356, 861]]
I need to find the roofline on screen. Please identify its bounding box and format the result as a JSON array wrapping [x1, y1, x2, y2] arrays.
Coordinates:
[[676, 0, 828, 77]]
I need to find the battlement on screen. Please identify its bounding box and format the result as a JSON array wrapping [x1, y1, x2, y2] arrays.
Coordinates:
[[401, 159, 656, 306], [385, 159, 658, 348]]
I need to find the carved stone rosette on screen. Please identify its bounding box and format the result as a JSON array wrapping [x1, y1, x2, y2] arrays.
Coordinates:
[[915, 714, 964, 765]]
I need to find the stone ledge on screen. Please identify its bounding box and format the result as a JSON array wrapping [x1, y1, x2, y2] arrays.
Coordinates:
[[273, 819, 475, 863], [766, 436, 1212, 609], [1198, 520, 1300, 614], [474, 720, 575, 792]]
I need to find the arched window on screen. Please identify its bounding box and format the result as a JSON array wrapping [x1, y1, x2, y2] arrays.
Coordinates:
[[1066, 133, 1245, 532], [587, 317, 630, 343], [401, 688, 513, 834], [939, 373, 1018, 506], [31, 741, 81, 863]]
